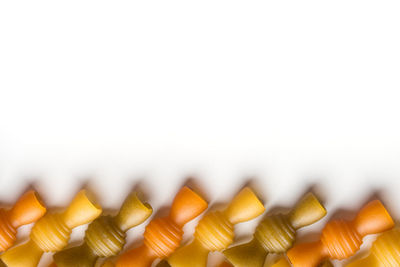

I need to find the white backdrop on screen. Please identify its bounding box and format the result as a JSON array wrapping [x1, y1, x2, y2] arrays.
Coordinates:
[[1, 1, 400, 266]]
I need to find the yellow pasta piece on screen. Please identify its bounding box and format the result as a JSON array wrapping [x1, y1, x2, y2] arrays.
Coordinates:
[[52, 192, 152, 267], [161, 187, 265, 267], [223, 193, 326, 267], [346, 227, 400, 267], [0, 190, 102, 267]]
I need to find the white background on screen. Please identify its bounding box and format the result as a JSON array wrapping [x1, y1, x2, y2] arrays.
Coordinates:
[[1, 1, 400, 266]]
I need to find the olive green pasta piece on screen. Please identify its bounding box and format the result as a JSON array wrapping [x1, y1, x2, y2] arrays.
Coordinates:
[[52, 192, 152, 267], [223, 193, 327, 267], [0, 190, 102, 267]]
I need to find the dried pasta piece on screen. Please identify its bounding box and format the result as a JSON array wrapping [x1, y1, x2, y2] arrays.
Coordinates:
[[287, 200, 394, 267], [0, 190, 46, 252], [52, 192, 152, 267], [115, 186, 208, 267], [223, 193, 326, 267], [0, 190, 102, 267], [161, 187, 265, 267], [346, 227, 400, 267]]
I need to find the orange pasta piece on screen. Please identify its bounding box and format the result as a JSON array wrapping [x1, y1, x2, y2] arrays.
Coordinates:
[[287, 200, 394, 267], [115, 186, 208, 267], [0, 190, 46, 252], [0, 190, 102, 267]]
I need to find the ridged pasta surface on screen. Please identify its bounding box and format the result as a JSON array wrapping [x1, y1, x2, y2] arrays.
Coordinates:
[[371, 229, 400, 266], [31, 214, 71, 252], [255, 214, 295, 253], [144, 217, 183, 258], [321, 220, 362, 259], [0, 210, 17, 251], [194, 211, 234, 252], [85, 216, 126, 257]]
